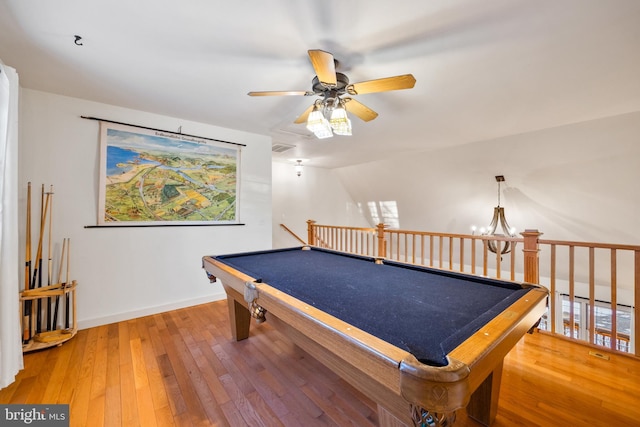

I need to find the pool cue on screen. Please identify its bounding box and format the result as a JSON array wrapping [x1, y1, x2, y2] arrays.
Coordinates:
[[31, 185, 50, 334], [35, 184, 44, 333], [52, 237, 66, 330], [23, 182, 32, 344], [64, 238, 71, 330], [46, 185, 54, 331]]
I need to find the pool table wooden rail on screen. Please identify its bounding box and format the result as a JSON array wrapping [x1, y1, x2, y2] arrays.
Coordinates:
[[202, 254, 548, 426]]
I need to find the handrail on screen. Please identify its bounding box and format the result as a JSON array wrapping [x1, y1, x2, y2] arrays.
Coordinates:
[[539, 238, 640, 251], [279, 223, 307, 245], [306, 219, 640, 358]]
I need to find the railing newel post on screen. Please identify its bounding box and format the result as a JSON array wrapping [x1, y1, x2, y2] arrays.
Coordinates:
[[307, 219, 316, 246], [521, 229, 542, 284], [376, 223, 387, 258]]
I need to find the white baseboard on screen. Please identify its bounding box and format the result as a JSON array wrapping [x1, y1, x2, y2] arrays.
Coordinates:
[[77, 291, 227, 330]]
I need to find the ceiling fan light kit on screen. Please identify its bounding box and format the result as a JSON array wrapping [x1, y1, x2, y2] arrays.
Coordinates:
[[249, 49, 416, 139], [306, 103, 333, 139], [329, 102, 352, 136]]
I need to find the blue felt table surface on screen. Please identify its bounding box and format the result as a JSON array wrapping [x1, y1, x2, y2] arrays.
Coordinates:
[[213, 247, 531, 367]]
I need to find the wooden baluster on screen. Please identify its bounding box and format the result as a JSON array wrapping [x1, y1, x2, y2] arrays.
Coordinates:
[[471, 237, 477, 275], [635, 249, 640, 356], [588, 247, 595, 345], [610, 249, 617, 351], [569, 246, 575, 339], [550, 244, 557, 334]]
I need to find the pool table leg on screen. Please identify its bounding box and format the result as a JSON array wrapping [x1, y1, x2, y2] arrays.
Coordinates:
[[466, 361, 503, 426], [225, 286, 251, 341]]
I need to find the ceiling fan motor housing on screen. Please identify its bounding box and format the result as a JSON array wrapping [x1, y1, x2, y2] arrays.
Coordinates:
[[312, 72, 350, 95]]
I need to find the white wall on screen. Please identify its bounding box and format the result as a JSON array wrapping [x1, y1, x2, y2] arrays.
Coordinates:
[[271, 161, 370, 248], [335, 111, 640, 244], [18, 89, 272, 329]]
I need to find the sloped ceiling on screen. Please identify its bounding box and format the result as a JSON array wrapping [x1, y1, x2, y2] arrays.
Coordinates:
[[1, 0, 639, 168]]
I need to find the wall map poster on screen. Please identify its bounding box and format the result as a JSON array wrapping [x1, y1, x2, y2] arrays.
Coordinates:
[[98, 122, 240, 225]]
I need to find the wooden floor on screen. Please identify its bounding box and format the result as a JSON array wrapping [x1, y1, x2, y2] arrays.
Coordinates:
[[1, 300, 639, 427]]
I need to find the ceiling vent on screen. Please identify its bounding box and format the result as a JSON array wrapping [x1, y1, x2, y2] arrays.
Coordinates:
[[272, 143, 295, 153]]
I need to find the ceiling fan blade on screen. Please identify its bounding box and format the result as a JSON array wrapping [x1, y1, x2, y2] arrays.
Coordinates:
[[308, 50, 337, 87], [343, 98, 378, 122], [248, 90, 314, 96], [294, 104, 315, 124], [347, 74, 416, 95]]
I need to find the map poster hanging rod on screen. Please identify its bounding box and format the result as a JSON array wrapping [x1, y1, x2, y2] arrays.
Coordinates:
[[80, 116, 247, 147]]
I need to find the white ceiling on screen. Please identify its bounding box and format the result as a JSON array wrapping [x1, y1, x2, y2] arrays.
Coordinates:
[[1, 0, 640, 168]]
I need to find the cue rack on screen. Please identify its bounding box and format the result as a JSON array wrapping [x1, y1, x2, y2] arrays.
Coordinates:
[[20, 182, 78, 353]]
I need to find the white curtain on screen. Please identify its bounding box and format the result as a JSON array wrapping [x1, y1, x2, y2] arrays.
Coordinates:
[[0, 61, 23, 389]]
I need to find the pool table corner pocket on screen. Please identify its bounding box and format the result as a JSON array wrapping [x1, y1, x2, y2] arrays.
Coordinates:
[[399, 354, 471, 415]]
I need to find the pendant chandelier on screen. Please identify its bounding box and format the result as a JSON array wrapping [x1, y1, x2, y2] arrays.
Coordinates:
[[472, 175, 517, 254]]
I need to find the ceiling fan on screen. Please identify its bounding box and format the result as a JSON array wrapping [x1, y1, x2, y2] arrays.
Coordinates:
[[248, 49, 416, 138]]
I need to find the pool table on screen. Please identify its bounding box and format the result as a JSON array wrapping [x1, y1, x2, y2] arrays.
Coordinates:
[[202, 246, 548, 426]]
